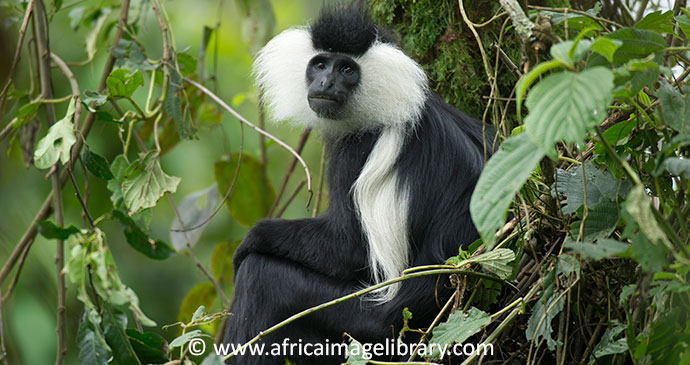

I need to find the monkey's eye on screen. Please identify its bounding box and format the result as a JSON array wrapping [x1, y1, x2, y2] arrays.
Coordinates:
[[315, 62, 326, 70], [342, 66, 353, 75]]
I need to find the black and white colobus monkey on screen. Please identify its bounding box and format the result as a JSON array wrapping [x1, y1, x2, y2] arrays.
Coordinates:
[[224, 3, 492, 364]]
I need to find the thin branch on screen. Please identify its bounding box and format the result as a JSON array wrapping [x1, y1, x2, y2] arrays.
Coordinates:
[[528, 5, 624, 29], [184, 77, 313, 204], [499, 0, 534, 42], [224, 267, 510, 361], [148, 0, 170, 63], [269, 128, 311, 217], [66, 168, 95, 229], [32, 1, 67, 363], [408, 291, 458, 362], [0, 0, 35, 117]]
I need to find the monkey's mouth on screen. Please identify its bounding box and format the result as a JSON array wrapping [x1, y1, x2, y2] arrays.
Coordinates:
[[308, 94, 345, 118]]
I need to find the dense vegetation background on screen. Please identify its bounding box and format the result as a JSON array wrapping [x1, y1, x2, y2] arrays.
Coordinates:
[[0, 0, 688, 364]]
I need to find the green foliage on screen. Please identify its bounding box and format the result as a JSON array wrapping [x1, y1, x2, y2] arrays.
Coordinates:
[[215, 153, 276, 227], [429, 308, 491, 359], [33, 97, 77, 169]]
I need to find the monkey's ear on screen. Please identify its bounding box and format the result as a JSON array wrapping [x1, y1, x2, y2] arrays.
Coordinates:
[[253, 28, 320, 128]]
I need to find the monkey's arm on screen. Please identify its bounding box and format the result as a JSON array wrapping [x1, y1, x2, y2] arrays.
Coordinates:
[[232, 218, 368, 281]]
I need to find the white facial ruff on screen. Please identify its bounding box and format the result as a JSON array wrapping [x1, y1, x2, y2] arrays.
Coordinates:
[[253, 27, 428, 302]]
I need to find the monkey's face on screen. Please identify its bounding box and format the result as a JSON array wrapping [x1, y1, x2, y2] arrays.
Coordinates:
[[305, 53, 361, 120]]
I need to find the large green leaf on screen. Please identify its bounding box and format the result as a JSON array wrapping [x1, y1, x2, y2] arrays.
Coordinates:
[[555, 163, 631, 215], [524, 67, 614, 152], [662, 157, 690, 179], [657, 80, 690, 135], [126, 329, 169, 364], [470, 133, 545, 249], [590, 37, 622, 64], [121, 151, 181, 215], [606, 27, 666, 64], [106, 69, 143, 99], [34, 97, 78, 169], [102, 305, 141, 365], [564, 238, 629, 260], [569, 199, 620, 240], [113, 210, 176, 260], [36, 220, 81, 240], [429, 307, 491, 359], [76, 311, 110, 365], [526, 293, 564, 351], [210, 241, 239, 286], [214, 153, 275, 227], [592, 320, 629, 359], [470, 248, 516, 279], [634, 10, 674, 34], [82, 147, 114, 180]]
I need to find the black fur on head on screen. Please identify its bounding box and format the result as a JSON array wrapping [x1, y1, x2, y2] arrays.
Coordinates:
[[310, 2, 393, 56]]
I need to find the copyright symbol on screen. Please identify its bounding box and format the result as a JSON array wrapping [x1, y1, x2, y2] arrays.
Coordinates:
[[188, 338, 206, 356]]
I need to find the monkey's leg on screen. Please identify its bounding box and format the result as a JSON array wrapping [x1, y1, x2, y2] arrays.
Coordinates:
[[223, 253, 389, 365]]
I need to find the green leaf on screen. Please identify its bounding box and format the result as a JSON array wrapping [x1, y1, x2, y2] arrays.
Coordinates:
[[470, 133, 545, 249], [200, 355, 225, 365], [210, 241, 239, 286], [34, 97, 78, 169], [569, 199, 620, 240], [344, 337, 369, 365], [169, 329, 204, 349], [606, 27, 666, 64], [112, 210, 176, 260], [662, 157, 690, 179], [525, 67, 614, 151], [15, 101, 43, 129], [36, 220, 81, 240], [657, 80, 690, 135], [85, 9, 109, 60], [429, 308, 491, 359], [564, 237, 629, 260], [106, 69, 143, 98], [634, 10, 674, 34], [556, 254, 580, 277], [106, 155, 128, 208], [470, 248, 516, 279], [550, 40, 592, 66], [81, 147, 114, 180], [169, 184, 218, 251], [590, 37, 622, 63], [516, 59, 563, 117], [165, 66, 192, 139], [526, 293, 564, 351], [555, 163, 631, 215], [594, 119, 636, 156], [82, 90, 108, 111], [176, 53, 197, 77], [121, 151, 181, 215], [176, 282, 217, 324], [215, 153, 276, 227], [102, 305, 141, 365], [237, 0, 276, 52], [623, 185, 673, 249], [127, 330, 169, 364], [593, 320, 629, 359], [76, 312, 110, 365], [675, 12, 690, 38]]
